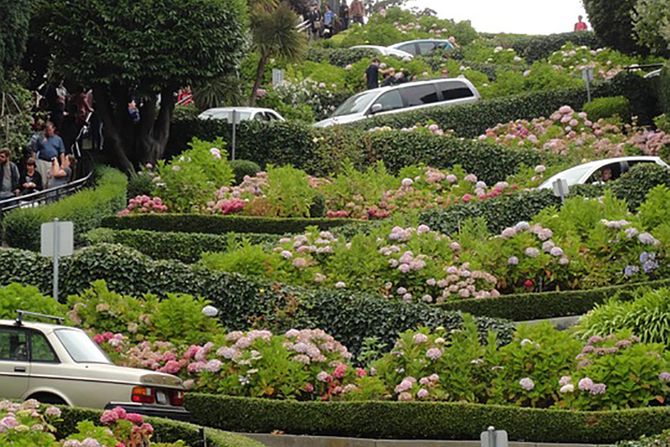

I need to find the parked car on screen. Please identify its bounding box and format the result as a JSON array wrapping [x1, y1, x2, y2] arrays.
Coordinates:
[[198, 107, 285, 122], [539, 156, 669, 189], [0, 311, 188, 420], [350, 45, 414, 60], [314, 78, 480, 128], [388, 39, 454, 56]]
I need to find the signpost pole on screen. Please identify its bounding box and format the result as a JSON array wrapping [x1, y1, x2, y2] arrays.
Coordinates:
[[52, 218, 60, 301], [231, 109, 237, 161]]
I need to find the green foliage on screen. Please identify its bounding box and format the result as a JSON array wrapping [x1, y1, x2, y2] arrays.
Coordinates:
[[56, 406, 264, 447], [583, 0, 644, 55], [660, 62, 670, 114], [85, 228, 280, 264], [200, 241, 285, 280], [575, 288, 670, 346], [101, 213, 356, 235], [127, 171, 154, 199], [1, 166, 127, 251], [611, 163, 670, 210], [264, 165, 315, 217], [0, 0, 31, 82], [185, 393, 670, 443], [229, 159, 261, 185], [632, 0, 670, 56], [306, 47, 378, 67], [483, 31, 603, 63], [0, 82, 33, 159], [583, 96, 631, 121], [0, 283, 66, 320], [0, 243, 513, 355]]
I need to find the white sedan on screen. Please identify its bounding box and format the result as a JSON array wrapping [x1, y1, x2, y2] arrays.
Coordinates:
[[539, 156, 669, 189], [0, 311, 188, 420], [350, 45, 414, 60], [198, 107, 285, 123]]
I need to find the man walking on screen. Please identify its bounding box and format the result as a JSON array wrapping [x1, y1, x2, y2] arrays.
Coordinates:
[[366, 58, 381, 90], [0, 149, 20, 199], [339, 0, 350, 30], [350, 0, 365, 25]]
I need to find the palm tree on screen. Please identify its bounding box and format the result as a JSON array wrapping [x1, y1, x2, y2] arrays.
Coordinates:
[[249, 1, 307, 105]]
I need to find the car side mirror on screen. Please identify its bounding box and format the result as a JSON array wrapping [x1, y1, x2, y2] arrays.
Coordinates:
[[369, 103, 383, 115]]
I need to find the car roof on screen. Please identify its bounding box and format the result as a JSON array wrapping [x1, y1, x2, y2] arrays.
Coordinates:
[[201, 107, 276, 114], [0, 319, 78, 332], [568, 156, 663, 169], [390, 39, 454, 47], [364, 77, 476, 95]]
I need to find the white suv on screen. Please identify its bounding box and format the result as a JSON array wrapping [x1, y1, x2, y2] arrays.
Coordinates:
[[0, 311, 188, 420]]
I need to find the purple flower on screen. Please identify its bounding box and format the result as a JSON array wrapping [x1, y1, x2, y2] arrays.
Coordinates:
[[413, 333, 429, 344], [589, 383, 607, 395], [426, 348, 443, 360], [559, 375, 572, 386], [501, 227, 517, 238], [578, 377, 594, 391], [519, 377, 535, 391], [417, 224, 430, 234], [638, 232, 659, 246], [515, 221, 530, 231], [659, 372, 670, 382], [508, 256, 519, 266], [624, 265, 640, 277], [525, 247, 540, 258], [643, 260, 659, 273], [550, 247, 564, 257], [417, 388, 429, 399]]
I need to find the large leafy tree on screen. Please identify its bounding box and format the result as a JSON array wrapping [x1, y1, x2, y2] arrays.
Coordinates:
[[0, 0, 31, 83], [632, 0, 670, 56], [249, 1, 307, 105], [40, 0, 247, 172], [582, 0, 646, 54]]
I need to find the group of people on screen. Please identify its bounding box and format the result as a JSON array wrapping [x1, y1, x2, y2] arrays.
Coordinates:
[[365, 58, 417, 90], [305, 0, 365, 39], [0, 121, 76, 201]]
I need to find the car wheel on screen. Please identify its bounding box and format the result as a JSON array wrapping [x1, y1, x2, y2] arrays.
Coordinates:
[[28, 393, 67, 405]]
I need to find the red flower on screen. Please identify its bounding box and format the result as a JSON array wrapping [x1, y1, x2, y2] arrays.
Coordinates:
[[524, 279, 534, 290]]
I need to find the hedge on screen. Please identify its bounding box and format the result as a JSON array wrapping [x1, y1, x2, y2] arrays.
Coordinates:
[[0, 243, 513, 355], [100, 214, 359, 236], [1, 166, 127, 251], [611, 164, 670, 210], [55, 406, 263, 447], [185, 393, 670, 444], [306, 46, 378, 67], [86, 228, 281, 263], [439, 279, 670, 321], [660, 62, 670, 114], [502, 31, 602, 63], [167, 119, 540, 183]]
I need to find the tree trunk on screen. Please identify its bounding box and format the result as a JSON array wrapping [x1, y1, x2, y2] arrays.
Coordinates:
[[93, 84, 177, 173], [249, 53, 269, 106]]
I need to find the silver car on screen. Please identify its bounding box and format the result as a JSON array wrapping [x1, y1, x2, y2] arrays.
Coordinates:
[[388, 39, 455, 56], [314, 78, 480, 128], [0, 311, 188, 420]]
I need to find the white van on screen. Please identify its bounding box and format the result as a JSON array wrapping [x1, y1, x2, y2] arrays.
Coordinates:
[[314, 78, 480, 128]]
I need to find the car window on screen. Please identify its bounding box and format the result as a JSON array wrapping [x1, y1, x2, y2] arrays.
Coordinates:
[[439, 81, 475, 100], [400, 84, 440, 107], [587, 162, 621, 183], [55, 329, 110, 364], [397, 43, 417, 55], [417, 42, 436, 54], [267, 112, 279, 121], [0, 328, 28, 361], [333, 90, 379, 117], [253, 112, 268, 122], [374, 90, 404, 112], [30, 332, 59, 363]]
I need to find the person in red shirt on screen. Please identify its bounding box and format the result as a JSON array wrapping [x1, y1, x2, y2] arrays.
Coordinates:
[[574, 15, 588, 32]]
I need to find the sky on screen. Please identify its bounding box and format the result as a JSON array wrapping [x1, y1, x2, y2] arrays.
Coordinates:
[[406, 0, 589, 36]]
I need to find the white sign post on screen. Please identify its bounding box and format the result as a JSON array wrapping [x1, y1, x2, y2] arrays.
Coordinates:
[[230, 109, 237, 161], [582, 67, 594, 103], [552, 178, 570, 203], [41, 219, 74, 301], [481, 427, 508, 447]]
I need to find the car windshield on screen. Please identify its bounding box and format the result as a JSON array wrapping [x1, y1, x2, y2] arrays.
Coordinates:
[[542, 165, 594, 187], [55, 329, 111, 364], [203, 111, 252, 121], [332, 91, 379, 117]]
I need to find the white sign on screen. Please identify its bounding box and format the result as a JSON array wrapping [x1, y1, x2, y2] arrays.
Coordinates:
[[272, 69, 285, 86], [552, 178, 570, 200], [581, 67, 594, 82], [481, 428, 508, 447], [41, 221, 74, 257]]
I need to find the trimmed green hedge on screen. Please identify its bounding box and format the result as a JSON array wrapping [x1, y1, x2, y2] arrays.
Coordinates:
[[1, 166, 127, 251], [86, 228, 281, 263], [660, 62, 670, 114], [56, 406, 263, 447], [439, 279, 670, 321], [306, 46, 378, 67], [185, 393, 670, 444], [100, 214, 358, 236], [0, 243, 513, 354], [611, 163, 670, 210]]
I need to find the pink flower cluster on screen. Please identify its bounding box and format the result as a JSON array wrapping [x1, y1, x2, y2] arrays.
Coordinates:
[[209, 198, 246, 215], [117, 195, 168, 217]]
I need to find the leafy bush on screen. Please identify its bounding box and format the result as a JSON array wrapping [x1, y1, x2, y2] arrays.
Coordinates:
[[229, 159, 261, 185], [126, 170, 154, 199], [583, 96, 631, 121], [184, 393, 670, 443], [575, 288, 670, 346], [264, 166, 315, 218], [0, 283, 66, 320], [660, 62, 670, 113], [583, 0, 643, 55], [85, 228, 280, 264], [306, 47, 378, 67], [1, 166, 127, 251], [611, 164, 670, 210], [483, 31, 603, 63], [0, 243, 513, 355]]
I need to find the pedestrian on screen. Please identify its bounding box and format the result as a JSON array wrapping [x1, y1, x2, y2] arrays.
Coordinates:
[[19, 158, 43, 195], [366, 58, 381, 90], [339, 0, 350, 30], [323, 4, 335, 38], [381, 68, 397, 87], [574, 15, 588, 32], [350, 0, 364, 25], [307, 3, 322, 40], [34, 121, 66, 189], [0, 148, 21, 199]]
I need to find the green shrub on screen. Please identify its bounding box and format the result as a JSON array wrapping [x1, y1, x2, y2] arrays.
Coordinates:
[[265, 165, 315, 218], [56, 406, 263, 447], [0, 283, 66, 320], [306, 47, 378, 67], [126, 171, 154, 199], [661, 62, 670, 114], [101, 214, 359, 236], [185, 393, 670, 443], [229, 159, 261, 185], [575, 287, 670, 346], [483, 31, 603, 63], [618, 429, 670, 447], [438, 279, 670, 321], [1, 166, 127, 251], [0, 243, 513, 355], [583, 96, 631, 121], [611, 164, 670, 210], [85, 228, 281, 263]]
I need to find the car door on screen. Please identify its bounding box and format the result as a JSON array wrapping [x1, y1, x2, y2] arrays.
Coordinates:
[[0, 326, 30, 399], [437, 80, 478, 106], [399, 84, 440, 112], [26, 329, 62, 398], [369, 90, 404, 117], [417, 41, 437, 55]]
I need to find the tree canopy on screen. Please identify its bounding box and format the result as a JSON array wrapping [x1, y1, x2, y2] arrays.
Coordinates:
[[633, 0, 670, 56], [582, 0, 646, 54], [0, 0, 31, 83]]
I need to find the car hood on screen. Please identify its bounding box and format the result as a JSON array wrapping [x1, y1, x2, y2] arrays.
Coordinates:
[[314, 114, 364, 128], [75, 363, 184, 389]]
